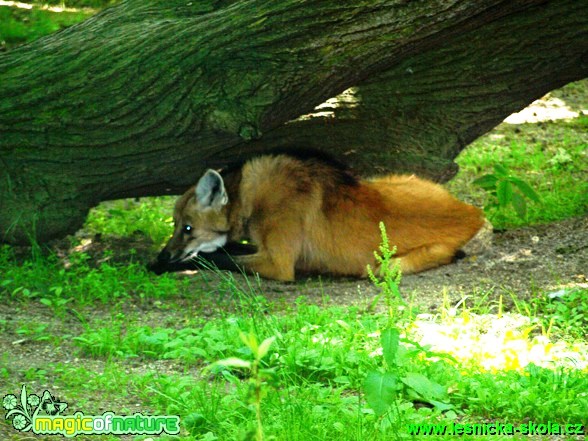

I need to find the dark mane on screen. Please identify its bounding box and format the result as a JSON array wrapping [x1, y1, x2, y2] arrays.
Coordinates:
[[219, 148, 358, 186]]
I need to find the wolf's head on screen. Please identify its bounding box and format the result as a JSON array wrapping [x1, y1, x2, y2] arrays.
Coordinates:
[[157, 170, 230, 265]]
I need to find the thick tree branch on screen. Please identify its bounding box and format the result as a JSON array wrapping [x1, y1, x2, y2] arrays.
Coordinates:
[[228, 0, 587, 181], [0, 0, 586, 243]]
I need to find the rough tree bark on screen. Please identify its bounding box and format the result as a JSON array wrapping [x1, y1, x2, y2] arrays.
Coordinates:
[[0, 0, 586, 244]]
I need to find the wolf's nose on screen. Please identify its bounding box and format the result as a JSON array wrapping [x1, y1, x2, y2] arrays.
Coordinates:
[[157, 249, 171, 264]]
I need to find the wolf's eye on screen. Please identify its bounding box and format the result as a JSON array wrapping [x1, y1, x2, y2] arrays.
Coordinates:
[[182, 225, 193, 234]]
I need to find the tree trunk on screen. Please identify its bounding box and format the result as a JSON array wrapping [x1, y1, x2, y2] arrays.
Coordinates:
[[0, 0, 586, 244]]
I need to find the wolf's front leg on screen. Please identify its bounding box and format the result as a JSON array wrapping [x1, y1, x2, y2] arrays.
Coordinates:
[[237, 250, 297, 282], [237, 228, 302, 281]]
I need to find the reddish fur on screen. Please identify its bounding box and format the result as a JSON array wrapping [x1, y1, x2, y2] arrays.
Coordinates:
[[166, 155, 485, 281]]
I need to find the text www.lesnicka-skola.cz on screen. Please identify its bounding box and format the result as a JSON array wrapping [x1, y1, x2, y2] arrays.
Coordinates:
[[407, 421, 585, 436]]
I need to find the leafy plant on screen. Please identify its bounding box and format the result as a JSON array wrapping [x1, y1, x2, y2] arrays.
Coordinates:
[[474, 164, 540, 219], [39, 286, 73, 315], [364, 224, 451, 424], [84, 197, 175, 247], [211, 331, 277, 441], [15, 323, 57, 343], [366, 222, 407, 322], [364, 327, 453, 423]]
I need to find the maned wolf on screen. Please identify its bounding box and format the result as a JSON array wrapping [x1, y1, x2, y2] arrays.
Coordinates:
[[154, 152, 484, 281]]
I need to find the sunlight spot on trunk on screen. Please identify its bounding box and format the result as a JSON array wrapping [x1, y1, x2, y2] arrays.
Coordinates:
[[295, 87, 360, 121]]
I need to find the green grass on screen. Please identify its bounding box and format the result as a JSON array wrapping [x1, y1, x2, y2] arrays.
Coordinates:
[[510, 287, 588, 341], [72, 302, 383, 383], [0, 6, 91, 49], [0, 1, 119, 51], [449, 108, 588, 228], [0, 244, 186, 309], [3, 229, 586, 439], [84, 197, 176, 247], [4, 293, 586, 440]]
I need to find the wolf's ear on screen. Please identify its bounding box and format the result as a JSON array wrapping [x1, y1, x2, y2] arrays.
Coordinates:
[[195, 169, 228, 209]]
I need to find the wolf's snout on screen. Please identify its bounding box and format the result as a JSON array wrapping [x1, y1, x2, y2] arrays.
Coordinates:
[[157, 249, 171, 264]]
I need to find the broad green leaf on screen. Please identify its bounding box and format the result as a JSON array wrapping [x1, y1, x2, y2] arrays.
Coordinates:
[[381, 327, 400, 368], [364, 371, 398, 416], [510, 178, 540, 202], [401, 372, 447, 402], [496, 180, 513, 207], [183, 413, 207, 436], [473, 174, 498, 190], [511, 192, 527, 219], [493, 163, 509, 177]]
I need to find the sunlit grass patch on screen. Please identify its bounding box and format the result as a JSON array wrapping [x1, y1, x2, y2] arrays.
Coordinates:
[[408, 311, 587, 372], [0, 0, 120, 53], [91, 306, 587, 438], [456, 364, 588, 424], [84, 197, 176, 248], [449, 80, 588, 228], [0, 4, 92, 49]]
